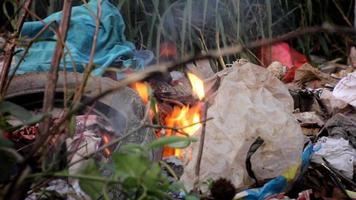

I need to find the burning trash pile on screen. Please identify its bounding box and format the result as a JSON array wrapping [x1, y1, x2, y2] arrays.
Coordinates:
[[129, 45, 356, 200], [1, 0, 356, 199], [3, 51, 356, 200]]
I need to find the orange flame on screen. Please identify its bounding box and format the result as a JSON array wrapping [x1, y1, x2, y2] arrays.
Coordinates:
[[187, 72, 205, 100], [102, 134, 111, 158], [131, 82, 150, 104], [163, 104, 202, 158]]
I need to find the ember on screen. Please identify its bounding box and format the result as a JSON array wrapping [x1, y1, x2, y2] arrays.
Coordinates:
[[102, 134, 112, 158]]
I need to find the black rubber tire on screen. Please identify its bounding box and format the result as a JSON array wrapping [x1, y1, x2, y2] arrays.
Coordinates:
[[5, 72, 161, 161]]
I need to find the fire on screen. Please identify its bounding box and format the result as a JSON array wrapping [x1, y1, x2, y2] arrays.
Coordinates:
[[162, 72, 206, 158], [187, 72, 205, 100], [131, 82, 150, 104], [102, 134, 111, 158], [163, 104, 202, 158]]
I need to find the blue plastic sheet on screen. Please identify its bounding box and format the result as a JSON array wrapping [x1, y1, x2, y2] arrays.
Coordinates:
[[15, 0, 145, 76]]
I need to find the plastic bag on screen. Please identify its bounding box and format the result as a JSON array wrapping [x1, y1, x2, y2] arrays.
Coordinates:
[[260, 42, 308, 82], [333, 71, 356, 108], [312, 137, 356, 179], [181, 61, 304, 189]]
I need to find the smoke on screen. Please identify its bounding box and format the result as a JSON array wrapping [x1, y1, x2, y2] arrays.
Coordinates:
[[160, 0, 296, 53]]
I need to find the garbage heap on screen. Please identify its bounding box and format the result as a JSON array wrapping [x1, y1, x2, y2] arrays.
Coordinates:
[[174, 44, 356, 200]]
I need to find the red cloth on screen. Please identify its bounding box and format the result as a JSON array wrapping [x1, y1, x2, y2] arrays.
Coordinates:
[[260, 42, 308, 82]]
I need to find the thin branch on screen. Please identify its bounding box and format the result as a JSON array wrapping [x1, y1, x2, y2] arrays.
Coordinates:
[[193, 102, 209, 190], [66, 98, 153, 168], [73, 0, 102, 104], [21, 5, 80, 74], [144, 117, 213, 136], [4, 21, 57, 92], [39, 0, 73, 149], [0, 0, 33, 97], [50, 25, 356, 134]]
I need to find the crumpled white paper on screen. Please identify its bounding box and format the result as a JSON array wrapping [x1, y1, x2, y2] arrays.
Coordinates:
[[181, 61, 304, 189], [312, 137, 356, 179], [333, 71, 356, 108]]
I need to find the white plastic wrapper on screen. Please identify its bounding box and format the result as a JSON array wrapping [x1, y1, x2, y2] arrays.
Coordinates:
[[181, 61, 304, 189], [333, 71, 356, 108], [312, 137, 356, 179]]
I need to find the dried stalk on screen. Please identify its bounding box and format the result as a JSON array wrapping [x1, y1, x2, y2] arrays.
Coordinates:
[[40, 0, 73, 145], [67, 98, 153, 168], [144, 117, 213, 136], [73, 0, 102, 104], [4, 21, 57, 92], [0, 0, 33, 97], [51, 25, 356, 134], [193, 102, 209, 190]]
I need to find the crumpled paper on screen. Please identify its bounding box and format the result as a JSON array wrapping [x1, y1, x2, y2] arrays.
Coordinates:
[[333, 71, 356, 108], [181, 61, 304, 189]]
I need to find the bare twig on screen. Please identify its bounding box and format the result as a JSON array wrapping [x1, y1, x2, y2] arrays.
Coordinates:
[[193, 102, 209, 190], [67, 98, 153, 168], [39, 0, 73, 148], [0, 0, 33, 97], [73, 0, 102, 104], [4, 21, 57, 92], [21, 6, 80, 74], [50, 25, 356, 134], [144, 117, 213, 136], [160, 97, 185, 107]]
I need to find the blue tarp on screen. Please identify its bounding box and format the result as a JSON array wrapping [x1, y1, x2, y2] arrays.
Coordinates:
[[16, 0, 145, 76]]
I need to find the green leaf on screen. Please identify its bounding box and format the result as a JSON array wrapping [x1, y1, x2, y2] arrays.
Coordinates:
[[68, 115, 76, 137], [79, 160, 106, 200], [185, 194, 200, 200], [0, 101, 46, 125], [119, 144, 145, 154], [147, 136, 197, 149], [112, 152, 150, 180], [169, 181, 186, 192], [122, 177, 138, 189]]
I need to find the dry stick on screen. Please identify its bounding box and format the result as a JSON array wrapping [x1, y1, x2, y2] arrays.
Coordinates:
[[39, 0, 73, 149], [51, 25, 356, 177], [10, 25, 356, 193], [66, 98, 152, 168], [0, 0, 33, 97], [215, 32, 226, 69], [21, 6, 80, 75], [24, 25, 355, 164], [50, 25, 356, 135], [144, 117, 213, 136], [4, 21, 57, 92], [17, 0, 95, 159], [193, 102, 209, 190], [73, 0, 102, 104]]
